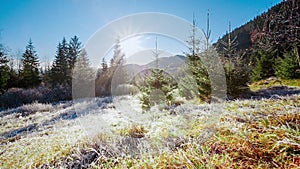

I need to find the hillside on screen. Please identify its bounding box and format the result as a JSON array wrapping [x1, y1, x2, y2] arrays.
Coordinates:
[[118, 55, 186, 84], [215, 0, 300, 53]]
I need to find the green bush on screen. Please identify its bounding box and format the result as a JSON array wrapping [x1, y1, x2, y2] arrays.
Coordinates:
[[275, 48, 300, 79], [225, 55, 251, 98], [137, 69, 177, 111], [179, 52, 211, 101], [251, 50, 276, 81]]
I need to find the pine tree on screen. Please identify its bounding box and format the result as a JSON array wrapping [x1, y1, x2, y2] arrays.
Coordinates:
[[179, 15, 211, 101], [225, 53, 251, 98], [0, 43, 10, 93], [72, 49, 95, 99], [137, 38, 177, 110], [110, 38, 125, 67], [110, 38, 128, 94], [275, 47, 300, 79], [220, 22, 250, 98], [95, 38, 127, 96], [50, 38, 69, 85], [68, 36, 82, 74], [251, 50, 276, 81], [20, 39, 40, 88], [95, 57, 110, 96], [138, 69, 177, 111]]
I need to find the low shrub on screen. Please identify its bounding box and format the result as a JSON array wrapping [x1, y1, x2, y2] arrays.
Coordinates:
[[0, 85, 72, 109]]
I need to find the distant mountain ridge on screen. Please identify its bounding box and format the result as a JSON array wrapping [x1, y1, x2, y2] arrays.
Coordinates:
[[121, 55, 186, 82]]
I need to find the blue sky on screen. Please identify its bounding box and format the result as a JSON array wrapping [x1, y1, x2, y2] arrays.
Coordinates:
[[0, 0, 282, 64]]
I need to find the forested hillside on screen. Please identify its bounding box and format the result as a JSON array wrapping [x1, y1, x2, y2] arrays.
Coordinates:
[[215, 0, 300, 52], [215, 0, 300, 83]]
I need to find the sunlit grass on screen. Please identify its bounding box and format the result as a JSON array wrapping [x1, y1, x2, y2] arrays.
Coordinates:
[[0, 94, 299, 168], [0, 124, 83, 168], [250, 78, 300, 91]]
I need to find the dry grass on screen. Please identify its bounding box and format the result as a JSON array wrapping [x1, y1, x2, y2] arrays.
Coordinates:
[[0, 94, 299, 168], [250, 78, 300, 91]]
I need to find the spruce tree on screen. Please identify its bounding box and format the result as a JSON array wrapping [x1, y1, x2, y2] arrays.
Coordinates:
[[72, 49, 95, 99], [138, 69, 177, 111], [20, 39, 40, 88], [251, 50, 276, 81], [179, 15, 211, 101], [95, 38, 127, 96], [137, 38, 177, 110], [110, 38, 128, 94], [220, 22, 250, 98], [68, 36, 82, 75], [95, 57, 110, 96], [0, 43, 10, 93], [50, 38, 69, 85], [275, 48, 300, 79]]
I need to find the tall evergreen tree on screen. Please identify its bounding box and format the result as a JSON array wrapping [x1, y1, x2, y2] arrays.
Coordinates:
[[68, 35, 82, 72], [50, 38, 69, 85], [110, 38, 128, 93], [110, 38, 125, 67], [0, 43, 10, 93], [20, 39, 40, 88], [136, 38, 177, 110], [179, 15, 211, 101], [95, 57, 110, 96], [220, 22, 250, 98], [72, 49, 95, 99]]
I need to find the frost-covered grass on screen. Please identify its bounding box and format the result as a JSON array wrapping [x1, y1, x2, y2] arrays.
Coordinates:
[[0, 93, 300, 168]]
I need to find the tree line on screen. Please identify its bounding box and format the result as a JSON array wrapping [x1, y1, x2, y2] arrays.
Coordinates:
[[0, 35, 129, 108], [0, 36, 82, 91]]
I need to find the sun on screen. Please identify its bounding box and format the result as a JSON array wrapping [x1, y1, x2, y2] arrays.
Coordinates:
[[120, 35, 144, 58]]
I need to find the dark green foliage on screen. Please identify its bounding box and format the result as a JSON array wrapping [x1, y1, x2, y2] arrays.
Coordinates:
[[215, 0, 300, 82], [218, 23, 250, 98], [179, 16, 211, 101], [6, 67, 19, 89], [0, 44, 10, 93], [50, 38, 70, 85], [180, 53, 211, 101], [224, 54, 251, 98], [275, 48, 300, 79], [137, 69, 177, 111], [68, 36, 82, 74], [49, 36, 82, 86], [251, 50, 276, 81], [41, 65, 51, 86], [19, 39, 41, 88]]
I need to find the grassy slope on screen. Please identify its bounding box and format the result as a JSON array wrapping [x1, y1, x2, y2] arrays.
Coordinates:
[[250, 79, 300, 92], [0, 82, 300, 168]]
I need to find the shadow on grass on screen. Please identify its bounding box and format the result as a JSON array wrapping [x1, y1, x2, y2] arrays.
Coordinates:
[[248, 86, 300, 100], [0, 97, 113, 143]]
